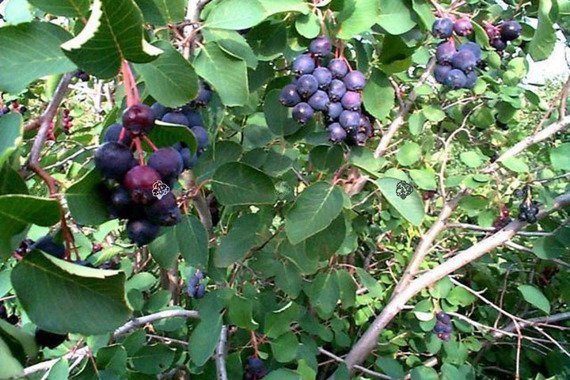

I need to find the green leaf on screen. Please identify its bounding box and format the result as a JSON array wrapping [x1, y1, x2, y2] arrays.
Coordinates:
[[97, 345, 128, 375], [203, 29, 258, 68], [363, 69, 395, 121], [375, 177, 425, 225], [214, 213, 261, 267], [134, 41, 198, 108], [285, 182, 344, 245], [149, 228, 179, 269], [447, 287, 476, 307], [529, 0, 556, 61], [265, 302, 300, 338], [66, 169, 111, 226], [0, 195, 61, 260], [376, 356, 405, 379], [11, 252, 131, 335], [0, 338, 23, 379], [28, 0, 90, 17], [0, 319, 38, 362], [134, 0, 186, 26], [349, 146, 385, 175], [189, 314, 223, 366], [338, 0, 380, 40], [356, 268, 384, 298], [422, 105, 446, 122], [378, 0, 416, 35], [176, 215, 209, 269], [212, 162, 277, 206], [396, 142, 421, 166], [0, 22, 76, 93], [194, 42, 249, 106], [265, 369, 301, 380], [258, 0, 309, 15], [501, 157, 529, 173], [460, 151, 484, 168], [411, 0, 436, 29], [229, 295, 259, 330], [193, 141, 243, 182], [518, 285, 551, 314], [0, 113, 22, 168], [5, 0, 34, 24], [409, 168, 437, 190], [148, 121, 197, 153], [550, 143, 570, 171], [61, 0, 162, 79], [204, 0, 266, 30], [295, 12, 320, 39], [132, 344, 175, 374], [532, 236, 567, 260], [271, 332, 299, 363], [305, 213, 346, 260], [410, 366, 438, 380], [0, 163, 29, 196]]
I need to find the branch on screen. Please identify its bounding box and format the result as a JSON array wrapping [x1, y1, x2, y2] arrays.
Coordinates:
[[446, 223, 555, 237], [482, 115, 570, 173], [23, 309, 200, 376], [340, 192, 570, 374], [494, 312, 570, 338], [318, 347, 391, 379], [373, 58, 436, 158], [215, 325, 229, 380], [182, 0, 211, 59]]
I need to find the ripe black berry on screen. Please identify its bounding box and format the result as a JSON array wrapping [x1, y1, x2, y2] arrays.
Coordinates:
[[126, 219, 160, 246], [339, 111, 361, 131], [500, 21, 522, 41], [292, 102, 314, 124], [123, 165, 162, 204], [148, 148, 183, 185], [104, 123, 132, 145], [162, 112, 190, 127], [292, 54, 315, 75], [435, 41, 457, 64], [279, 84, 301, 107], [328, 79, 347, 102], [35, 328, 68, 349], [341, 91, 362, 111], [313, 67, 333, 89], [343, 70, 366, 91], [328, 123, 347, 142], [451, 50, 477, 72], [122, 104, 155, 136], [432, 18, 454, 39], [296, 74, 319, 98], [308, 90, 330, 111], [95, 142, 136, 181], [309, 36, 332, 56], [31, 235, 65, 259], [328, 58, 349, 78], [144, 192, 181, 226], [444, 69, 467, 89]]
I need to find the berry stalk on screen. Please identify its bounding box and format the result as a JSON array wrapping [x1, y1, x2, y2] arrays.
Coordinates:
[[121, 60, 140, 107]]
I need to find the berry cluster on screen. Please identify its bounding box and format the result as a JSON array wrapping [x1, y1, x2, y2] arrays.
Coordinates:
[[515, 185, 540, 224], [244, 356, 267, 379], [62, 108, 73, 134], [35, 328, 68, 349], [433, 311, 453, 341], [187, 271, 206, 299], [0, 100, 26, 118], [279, 36, 373, 145], [493, 205, 511, 229], [484, 20, 522, 51], [150, 82, 212, 170], [432, 17, 481, 89]]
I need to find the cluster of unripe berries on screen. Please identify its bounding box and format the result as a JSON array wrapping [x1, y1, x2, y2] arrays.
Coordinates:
[[244, 356, 267, 379], [493, 205, 511, 229], [484, 20, 522, 51], [433, 311, 453, 341], [432, 17, 481, 89], [0, 100, 27, 117], [62, 108, 73, 134], [279, 36, 373, 145], [95, 84, 211, 246], [187, 271, 206, 299], [515, 186, 540, 224]]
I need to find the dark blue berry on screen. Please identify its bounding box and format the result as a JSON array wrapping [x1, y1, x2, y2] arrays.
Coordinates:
[[434, 64, 452, 83], [444, 69, 467, 89], [343, 71, 366, 91], [328, 123, 347, 143], [126, 219, 160, 246], [308, 90, 330, 111], [279, 84, 301, 107], [313, 67, 332, 89], [296, 74, 319, 98], [191, 126, 209, 150], [500, 21, 522, 41], [292, 102, 314, 124], [436, 41, 457, 64], [292, 54, 315, 75], [453, 18, 473, 36], [309, 36, 332, 56], [451, 50, 477, 72], [341, 91, 362, 111], [339, 111, 361, 131], [328, 59, 349, 79], [432, 18, 454, 38], [326, 102, 343, 120], [162, 112, 190, 127], [328, 79, 347, 102]]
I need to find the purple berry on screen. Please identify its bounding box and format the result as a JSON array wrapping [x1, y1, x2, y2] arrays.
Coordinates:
[[500, 20, 522, 41], [296, 74, 319, 98], [433, 322, 447, 333], [194, 82, 212, 106], [308, 90, 330, 111], [339, 111, 361, 131], [359, 115, 372, 136], [436, 312, 451, 323], [432, 18, 454, 38], [491, 38, 507, 51], [343, 70, 366, 91], [327, 123, 347, 142], [341, 91, 362, 111], [451, 50, 477, 72], [444, 69, 467, 89], [484, 24, 500, 40], [459, 42, 482, 62], [327, 102, 343, 120], [328, 58, 349, 79], [162, 112, 190, 127], [191, 126, 209, 150], [436, 41, 457, 64], [453, 18, 473, 36], [126, 219, 160, 246], [438, 332, 451, 342], [434, 64, 452, 83], [292, 102, 314, 124], [292, 54, 315, 75], [328, 79, 347, 102], [355, 132, 368, 146], [465, 71, 477, 88], [313, 67, 333, 89], [280, 84, 301, 107], [184, 110, 204, 127], [310, 36, 332, 56]]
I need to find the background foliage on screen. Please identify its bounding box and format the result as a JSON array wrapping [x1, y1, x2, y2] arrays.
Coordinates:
[[0, 0, 569, 379]]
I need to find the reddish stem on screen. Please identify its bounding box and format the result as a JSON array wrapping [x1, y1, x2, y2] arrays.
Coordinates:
[[133, 137, 145, 166], [250, 331, 260, 357], [121, 60, 140, 107], [118, 127, 127, 144], [142, 135, 159, 152], [341, 56, 353, 72]]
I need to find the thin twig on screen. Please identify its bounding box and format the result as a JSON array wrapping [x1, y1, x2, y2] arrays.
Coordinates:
[[215, 325, 229, 380]]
